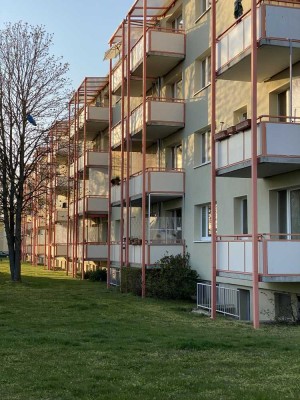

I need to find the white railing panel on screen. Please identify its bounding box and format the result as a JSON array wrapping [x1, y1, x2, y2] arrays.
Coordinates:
[[265, 5, 300, 40], [110, 244, 120, 263], [266, 123, 300, 156], [217, 241, 229, 271], [267, 241, 300, 275], [86, 244, 108, 259]]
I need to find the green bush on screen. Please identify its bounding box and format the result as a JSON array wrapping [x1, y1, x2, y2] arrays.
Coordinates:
[[84, 269, 107, 282], [121, 267, 142, 296], [147, 253, 198, 300], [120, 253, 198, 300]]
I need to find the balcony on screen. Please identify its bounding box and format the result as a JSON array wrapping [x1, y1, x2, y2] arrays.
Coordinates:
[[77, 196, 108, 215], [77, 243, 108, 260], [131, 28, 185, 78], [217, 234, 300, 282], [55, 244, 68, 257], [70, 106, 109, 138], [111, 59, 126, 95], [54, 210, 68, 223], [54, 175, 68, 191], [109, 242, 183, 267], [78, 151, 109, 171], [111, 119, 126, 149], [130, 169, 184, 201], [129, 98, 185, 145], [216, 117, 300, 178], [36, 245, 45, 255], [111, 168, 185, 205], [129, 243, 183, 266], [216, 1, 300, 81]]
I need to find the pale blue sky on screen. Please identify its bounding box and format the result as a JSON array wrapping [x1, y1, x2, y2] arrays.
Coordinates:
[[0, 0, 134, 88]]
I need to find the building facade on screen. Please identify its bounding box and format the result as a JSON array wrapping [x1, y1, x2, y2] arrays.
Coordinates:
[[22, 0, 300, 325]]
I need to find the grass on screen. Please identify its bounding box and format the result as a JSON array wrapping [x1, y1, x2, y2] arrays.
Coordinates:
[[1, 263, 300, 399]]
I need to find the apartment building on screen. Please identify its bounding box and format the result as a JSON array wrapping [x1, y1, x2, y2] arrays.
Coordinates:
[[104, 0, 300, 325], [68, 78, 110, 277], [22, 0, 300, 326]]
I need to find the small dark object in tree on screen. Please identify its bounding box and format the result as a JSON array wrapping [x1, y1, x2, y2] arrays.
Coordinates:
[[234, 0, 243, 19]]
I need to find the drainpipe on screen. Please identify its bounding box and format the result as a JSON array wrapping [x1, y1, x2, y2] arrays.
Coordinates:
[[251, 0, 260, 329], [210, 0, 217, 320]]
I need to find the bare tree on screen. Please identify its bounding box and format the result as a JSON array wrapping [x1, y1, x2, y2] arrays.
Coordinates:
[[0, 22, 70, 281]]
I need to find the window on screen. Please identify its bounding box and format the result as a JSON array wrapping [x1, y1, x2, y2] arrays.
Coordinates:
[[172, 14, 184, 30], [199, 0, 210, 14], [278, 89, 290, 122], [201, 131, 211, 164], [171, 144, 182, 169], [234, 196, 248, 234], [172, 79, 183, 99], [201, 56, 211, 89], [201, 204, 212, 241], [278, 188, 300, 239]]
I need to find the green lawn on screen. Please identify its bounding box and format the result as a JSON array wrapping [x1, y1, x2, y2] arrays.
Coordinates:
[[1, 263, 300, 400]]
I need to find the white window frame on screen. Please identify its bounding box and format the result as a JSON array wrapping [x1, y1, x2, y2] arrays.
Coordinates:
[[201, 130, 211, 165], [278, 188, 300, 238], [200, 0, 210, 14], [201, 56, 211, 89], [200, 204, 211, 241]]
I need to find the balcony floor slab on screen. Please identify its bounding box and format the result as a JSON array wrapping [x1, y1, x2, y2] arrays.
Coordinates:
[[217, 156, 300, 178]]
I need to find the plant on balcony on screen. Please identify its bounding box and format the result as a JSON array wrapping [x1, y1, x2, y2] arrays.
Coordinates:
[[111, 176, 121, 186]]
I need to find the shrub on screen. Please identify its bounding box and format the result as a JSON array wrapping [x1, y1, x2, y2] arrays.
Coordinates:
[[147, 253, 198, 300], [121, 267, 142, 296], [120, 253, 198, 300], [84, 269, 107, 282]]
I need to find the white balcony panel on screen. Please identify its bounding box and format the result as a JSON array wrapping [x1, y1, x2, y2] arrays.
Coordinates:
[[77, 197, 108, 214], [36, 245, 45, 255], [265, 5, 300, 40], [149, 171, 184, 193], [217, 240, 257, 274], [110, 244, 121, 263], [56, 244, 67, 257], [129, 245, 142, 264], [266, 123, 300, 156], [78, 151, 109, 170], [267, 241, 300, 275], [111, 120, 126, 148], [55, 210, 68, 222], [111, 60, 126, 94], [69, 163, 75, 178], [129, 171, 184, 198], [86, 244, 108, 260], [111, 185, 121, 204]]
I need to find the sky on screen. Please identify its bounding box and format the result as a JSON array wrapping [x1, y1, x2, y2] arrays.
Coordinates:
[[0, 0, 134, 89]]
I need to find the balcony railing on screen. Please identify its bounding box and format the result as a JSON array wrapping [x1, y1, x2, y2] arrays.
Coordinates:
[[111, 119, 126, 148], [78, 151, 109, 170], [53, 209, 68, 222], [129, 168, 185, 198], [217, 233, 300, 280], [197, 283, 240, 319], [216, 1, 300, 81], [216, 116, 300, 177], [111, 59, 127, 94], [77, 196, 108, 215], [70, 106, 109, 137], [77, 243, 108, 260], [129, 97, 185, 139], [55, 244, 68, 257], [130, 28, 185, 76]]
